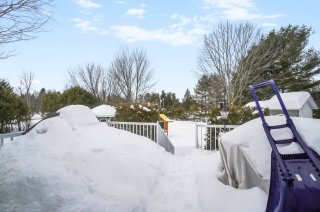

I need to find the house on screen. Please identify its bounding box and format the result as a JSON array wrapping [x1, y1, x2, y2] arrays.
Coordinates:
[[245, 91, 318, 118], [92, 105, 116, 122]]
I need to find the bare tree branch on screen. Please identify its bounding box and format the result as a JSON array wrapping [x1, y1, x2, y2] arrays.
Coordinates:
[[17, 71, 34, 106], [109, 47, 155, 102], [0, 0, 53, 59], [197, 22, 282, 105], [67, 63, 107, 101]]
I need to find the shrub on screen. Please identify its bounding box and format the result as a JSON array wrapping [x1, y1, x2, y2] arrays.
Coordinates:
[[0, 79, 30, 133], [115, 102, 159, 122], [205, 105, 269, 150], [208, 105, 269, 125]]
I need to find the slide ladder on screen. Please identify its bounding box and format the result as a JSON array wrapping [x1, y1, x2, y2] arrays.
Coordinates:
[[249, 80, 320, 212]]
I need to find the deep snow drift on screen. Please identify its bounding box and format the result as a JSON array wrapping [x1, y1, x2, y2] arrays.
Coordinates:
[[0, 105, 267, 211]]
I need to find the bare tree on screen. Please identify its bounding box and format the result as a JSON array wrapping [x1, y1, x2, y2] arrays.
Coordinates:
[[0, 0, 53, 59], [197, 22, 281, 105], [68, 63, 107, 101], [132, 49, 155, 101], [109, 47, 155, 102], [18, 71, 34, 107]]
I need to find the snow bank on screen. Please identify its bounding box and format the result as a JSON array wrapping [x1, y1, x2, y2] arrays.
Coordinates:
[[92, 104, 116, 117], [0, 105, 166, 211], [0, 106, 269, 211], [220, 116, 320, 191]]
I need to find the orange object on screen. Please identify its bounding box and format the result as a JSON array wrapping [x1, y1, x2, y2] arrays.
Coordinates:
[[159, 114, 173, 135]]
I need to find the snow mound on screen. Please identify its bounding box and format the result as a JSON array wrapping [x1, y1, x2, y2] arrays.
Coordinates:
[[0, 105, 166, 211], [58, 105, 99, 128], [221, 116, 320, 178], [92, 104, 116, 117]]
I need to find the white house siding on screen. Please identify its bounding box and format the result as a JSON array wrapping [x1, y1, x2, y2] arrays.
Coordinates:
[[299, 101, 313, 118]]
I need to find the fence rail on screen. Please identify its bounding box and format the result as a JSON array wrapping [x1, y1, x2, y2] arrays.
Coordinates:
[[106, 121, 174, 154], [106, 121, 158, 142], [0, 131, 24, 149], [195, 123, 238, 150]]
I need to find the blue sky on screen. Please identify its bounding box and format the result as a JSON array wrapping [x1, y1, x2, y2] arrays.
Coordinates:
[[1, 0, 320, 99]]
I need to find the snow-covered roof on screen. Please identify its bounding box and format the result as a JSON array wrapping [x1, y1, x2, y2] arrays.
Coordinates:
[[92, 104, 116, 117], [245, 92, 318, 110]]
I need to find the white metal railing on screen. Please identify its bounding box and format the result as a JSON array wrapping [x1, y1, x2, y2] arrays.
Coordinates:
[[106, 121, 158, 142], [106, 121, 174, 154], [195, 123, 238, 150], [157, 123, 175, 154], [0, 131, 24, 149]]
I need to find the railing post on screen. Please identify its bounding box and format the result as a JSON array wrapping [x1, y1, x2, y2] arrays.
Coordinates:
[[195, 123, 198, 149], [156, 121, 159, 143]]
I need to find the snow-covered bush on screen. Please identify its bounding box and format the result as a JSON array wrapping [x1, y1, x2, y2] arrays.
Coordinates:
[[208, 105, 269, 125], [115, 102, 159, 122]]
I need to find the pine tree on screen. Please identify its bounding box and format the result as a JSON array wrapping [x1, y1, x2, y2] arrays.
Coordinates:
[[239, 25, 320, 104]]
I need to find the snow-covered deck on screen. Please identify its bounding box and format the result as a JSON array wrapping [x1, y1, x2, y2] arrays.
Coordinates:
[[0, 109, 268, 211]]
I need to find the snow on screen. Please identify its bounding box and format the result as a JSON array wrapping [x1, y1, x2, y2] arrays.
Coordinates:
[[0, 106, 268, 211], [168, 121, 199, 155], [221, 116, 320, 178], [142, 106, 151, 112], [92, 104, 116, 117], [30, 114, 42, 126], [245, 91, 318, 110], [31, 114, 42, 120]]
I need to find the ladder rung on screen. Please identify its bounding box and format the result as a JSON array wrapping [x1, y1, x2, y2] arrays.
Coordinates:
[[275, 139, 295, 145], [269, 124, 289, 130]]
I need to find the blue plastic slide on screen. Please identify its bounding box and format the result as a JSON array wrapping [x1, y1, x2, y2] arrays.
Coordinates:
[[249, 80, 320, 212]]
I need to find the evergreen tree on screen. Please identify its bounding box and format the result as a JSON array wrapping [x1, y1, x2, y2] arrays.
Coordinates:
[[194, 74, 224, 117], [239, 25, 320, 104], [182, 89, 196, 112], [61, 86, 99, 108], [40, 90, 62, 114], [0, 79, 30, 133]]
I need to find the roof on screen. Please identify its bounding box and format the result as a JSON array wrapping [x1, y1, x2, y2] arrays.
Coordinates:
[[245, 91, 318, 110], [92, 105, 116, 117]]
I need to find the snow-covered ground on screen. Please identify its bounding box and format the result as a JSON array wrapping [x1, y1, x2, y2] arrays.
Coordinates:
[[168, 121, 198, 155], [0, 106, 267, 211]]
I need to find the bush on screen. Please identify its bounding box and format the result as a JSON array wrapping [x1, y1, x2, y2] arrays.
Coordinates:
[[0, 79, 30, 133], [61, 86, 99, 108], [115, 102, 159, 122], [314, 109, 320, 119], [208, 105, 269, 125], [205, 105, 269, 150]]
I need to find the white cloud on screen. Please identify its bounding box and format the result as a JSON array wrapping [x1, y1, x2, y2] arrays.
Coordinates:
[[261, 22, 278, 27], [203, 0, 282, 20], [204, 0, 255, 9], [222, 7, 282, 20], [116, 0, 125, 4], [110, 25, 207, 46], [126, 8, 146, 18], [170, 14, 192, 29], [73, 18, 108, 34], [74, 0, 102, 9], [73, 18, 99, 32]]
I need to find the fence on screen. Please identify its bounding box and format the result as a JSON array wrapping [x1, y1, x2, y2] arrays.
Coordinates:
[[106, 121, 158, 142], [195, 123, 238, 150], [0, 131, 24, 149], [107, 121, 174, 154]]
